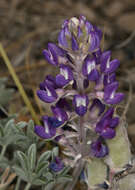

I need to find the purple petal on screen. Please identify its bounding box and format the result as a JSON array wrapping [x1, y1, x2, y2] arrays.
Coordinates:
[[88, 69, 100, 81], [105, 93, 124, 104], [110, 117, 119, 128], [103, 73, 116, 86], [89, 31, 100, 52], [56, 74, 68, 87], [105, 59, 120, 74], [51, 106, 68, 123], [34, 124, 56, 139], [102, 107, 114, 120], [43, 50, 57, 66], [37, 85, 57, 103], [82, 56, 96, 76], [72, 36, 79, 51], [91, 137, 108, 158], [48, 117, 63, 128], [49, 157, 64, 172], [75, 105, 87, 116], [104, 81, 119, 101], [101, 128, 116, 139], [58, 28, 68, 48], [100, 51, 111, 73], [73, 95, 89, 116]]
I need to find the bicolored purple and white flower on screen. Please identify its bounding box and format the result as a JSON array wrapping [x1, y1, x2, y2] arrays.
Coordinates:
[[51, 106, 68, 124], [43, 43, 65, 66], [40, 75, 57, 90], [34, 116, 57, 139], [100, 51, 120, 74], [37, 84, 57, 103], [49, 157, 64, 172], [82, 56, 99, 81], [103, 73, 116, 86], [89, 98, 105, 119], [56, 64, 73, 87], [91, 137, 108, 158], [95, 108, 119, 139], [73, 95, 89, 116], [104, 81, 124, 104]]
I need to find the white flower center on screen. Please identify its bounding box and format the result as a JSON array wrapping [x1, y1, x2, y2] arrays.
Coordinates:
[[46, 87, 52, 97], [106, 57, 111, 69], [76, 97, 86, 107], [110, 91, 115, 99], [87, 60, 95, 74], [44, 121, 50, 134], [61, 68, 68, 80]]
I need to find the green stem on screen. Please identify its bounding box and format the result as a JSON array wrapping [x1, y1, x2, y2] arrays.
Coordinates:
[[24, 183, 31, 190], [0, 145, 7, 161], [15, 177, 21, 190]]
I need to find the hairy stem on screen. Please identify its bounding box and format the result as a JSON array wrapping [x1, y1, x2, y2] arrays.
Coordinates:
[[65, 160, 84, 190]]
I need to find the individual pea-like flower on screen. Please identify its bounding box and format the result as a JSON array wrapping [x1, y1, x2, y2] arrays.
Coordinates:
[[89, 98, 105, 119], [95, 108, 119, 139], [82, 55, 100, 81], [100, 51, 120, 74], [104, 81, 124, 104], [43, 43, 65, 66], [37, 84, 57, 103], [56, 64, 74, 87], [73, 95, 89, 116], [51, 106, 68, 124], [49, 157, 64, 172], [34, 116, 57, 139], [91, 137, 108, 158]]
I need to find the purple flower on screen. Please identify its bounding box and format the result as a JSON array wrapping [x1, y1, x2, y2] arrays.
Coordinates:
[[95, 108, 119, 139], [91, 137, 108, 158], [82, 56, 99, 81], [100, 51, 120, 74], [51, 106, 68, 123], [37, 84, 57, 103], [73, 95, 89, 116], [43, 43, 64, 66], [103, 73, 116, 86], [49, 157, 64, 172], [104, 82, 124, 104], [34, 116, 56, 139], [89, 99, 105, 119], [40, 75, 57, 90], [56, 65, 73, 87]]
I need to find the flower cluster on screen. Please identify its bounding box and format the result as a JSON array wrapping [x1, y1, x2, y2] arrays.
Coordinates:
[[35, 15, 124, 160]]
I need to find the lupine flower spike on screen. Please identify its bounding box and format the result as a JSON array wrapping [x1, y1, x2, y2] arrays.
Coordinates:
[[35, 15, 130, 190]]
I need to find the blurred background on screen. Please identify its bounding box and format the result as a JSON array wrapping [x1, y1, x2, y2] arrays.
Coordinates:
[[0, 0, 135, 150]]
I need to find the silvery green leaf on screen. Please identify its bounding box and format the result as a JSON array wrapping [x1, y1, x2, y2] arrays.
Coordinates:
[[86, 159, 107, 188], [58, 166, 71, 176], [37, 151, 51, 166], [105, 121, 131, 170], [27, 120, 35, 138], [52, 147, 59, 159], [16, 151, 28, 172], [44, 172, 53, 181], [32, 178, 47, 186], [36, 161, 49, 176], [4, 119, 14, 132], [43, 181, 55, 190], [28, 144, 36, 171], [15, 121, 27, 130], [13, 166, 28, 182], [118, 174, 135, 190], [56, 175, 72, 183]]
